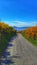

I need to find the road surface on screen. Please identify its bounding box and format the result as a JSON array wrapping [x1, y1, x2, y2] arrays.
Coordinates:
[[1, 33, 37, 65], [12, 33, 37, 65]]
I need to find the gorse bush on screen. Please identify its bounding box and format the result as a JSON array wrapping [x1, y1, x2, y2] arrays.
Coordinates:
[[0, 22, 16, 55], [21, 26, 37, 46], [22, 26, 37, 40]]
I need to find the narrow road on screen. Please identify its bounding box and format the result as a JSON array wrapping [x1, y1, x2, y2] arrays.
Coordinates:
[[1, 33, 37, 65], [13, 33, 37, 65]]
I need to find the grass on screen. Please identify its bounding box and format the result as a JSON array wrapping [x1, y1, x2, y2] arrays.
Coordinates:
[[0, 22, 17, 57], [0, 38, 8, 52], [0, 32, 16, 57], [21, 33, 37, 46]]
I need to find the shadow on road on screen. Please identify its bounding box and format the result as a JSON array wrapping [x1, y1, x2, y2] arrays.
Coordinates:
[[0, 36, 17, 65]]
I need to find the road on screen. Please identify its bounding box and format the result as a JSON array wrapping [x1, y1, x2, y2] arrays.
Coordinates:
[[12, 33, 37, 65], [1, 33, 37, 65]]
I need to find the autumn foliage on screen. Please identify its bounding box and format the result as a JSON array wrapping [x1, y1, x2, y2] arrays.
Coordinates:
[[22, 26, 37, 40], [0, 22, 16, 55], [0, 22, 16, 33]]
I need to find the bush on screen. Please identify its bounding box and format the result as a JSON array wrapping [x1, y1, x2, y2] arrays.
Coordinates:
[[0, 22, 16, 56]]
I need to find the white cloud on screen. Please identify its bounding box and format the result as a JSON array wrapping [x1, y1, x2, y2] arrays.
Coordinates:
[[3, 21, 37, 27]]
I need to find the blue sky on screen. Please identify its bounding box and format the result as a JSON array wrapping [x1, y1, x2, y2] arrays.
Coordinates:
[[0, 0, 37, 27]]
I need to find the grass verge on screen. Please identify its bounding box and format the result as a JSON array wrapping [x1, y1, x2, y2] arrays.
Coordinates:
[[21, 33, 37, 46]]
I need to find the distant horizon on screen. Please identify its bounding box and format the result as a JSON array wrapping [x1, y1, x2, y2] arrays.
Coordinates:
[[0, 21, 37, 27]]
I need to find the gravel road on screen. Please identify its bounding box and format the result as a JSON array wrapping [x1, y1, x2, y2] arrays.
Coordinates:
[[1, 33, 37, 65], [13, 33, 37, 65]]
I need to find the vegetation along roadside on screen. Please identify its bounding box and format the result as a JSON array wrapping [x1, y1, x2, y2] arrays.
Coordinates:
[[0, 22, 16, 57], [21, 26, 37, 46]]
